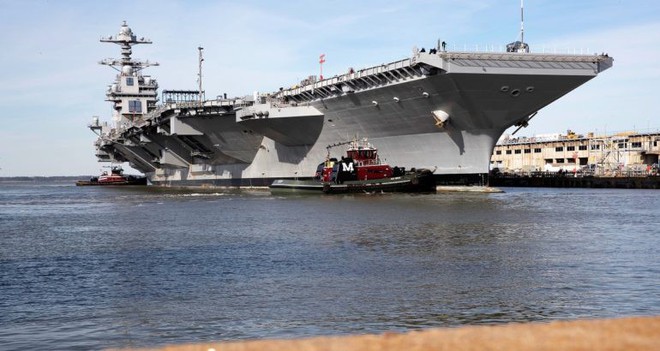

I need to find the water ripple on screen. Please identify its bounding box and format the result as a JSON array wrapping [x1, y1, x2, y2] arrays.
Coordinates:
[[1, 183, 659, 350]]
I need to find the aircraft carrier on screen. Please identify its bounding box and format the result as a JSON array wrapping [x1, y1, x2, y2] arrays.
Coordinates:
[[88, 21, 613, 186]]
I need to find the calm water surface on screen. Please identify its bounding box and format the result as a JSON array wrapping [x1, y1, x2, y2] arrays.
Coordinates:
[[1, 181, 658, 350]]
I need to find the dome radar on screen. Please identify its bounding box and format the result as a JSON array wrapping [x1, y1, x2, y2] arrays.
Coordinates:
[[117, 22, 135, 41]]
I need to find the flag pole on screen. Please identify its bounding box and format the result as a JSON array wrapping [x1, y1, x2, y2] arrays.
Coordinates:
[[319, 54, 326, 80]]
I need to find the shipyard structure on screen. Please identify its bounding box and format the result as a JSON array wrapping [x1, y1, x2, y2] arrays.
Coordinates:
[[88, 22, 613, 187], [491, 130, 660, 176]]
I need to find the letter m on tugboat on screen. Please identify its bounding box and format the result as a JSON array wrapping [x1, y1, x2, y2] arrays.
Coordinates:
[[342, 162, 354, 172]]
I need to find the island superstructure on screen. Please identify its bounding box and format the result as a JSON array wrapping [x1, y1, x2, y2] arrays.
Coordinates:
[[88, 22, 613, 186]]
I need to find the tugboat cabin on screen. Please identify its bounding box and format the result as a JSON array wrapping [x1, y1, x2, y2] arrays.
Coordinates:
[[318, 140, 404, 183]]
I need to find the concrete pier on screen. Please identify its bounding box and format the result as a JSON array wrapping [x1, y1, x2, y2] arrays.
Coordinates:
[[489, 174, 660, 189], [118, 316, 660, 351]]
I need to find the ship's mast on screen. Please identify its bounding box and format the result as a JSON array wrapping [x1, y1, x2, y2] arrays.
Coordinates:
[[520, 0, 525, 45], [197, 46, 204, 103], [99, 21, 158, 73], [98, 22, 160, 128], [507, 0, 529, 53]]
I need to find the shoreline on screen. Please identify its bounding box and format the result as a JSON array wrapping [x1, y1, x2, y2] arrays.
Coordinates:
[[489, 174, 660, 189], [117, 316, 660, 351]]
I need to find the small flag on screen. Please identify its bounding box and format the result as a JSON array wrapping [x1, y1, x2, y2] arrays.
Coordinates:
[[319, 54, 326, 64]]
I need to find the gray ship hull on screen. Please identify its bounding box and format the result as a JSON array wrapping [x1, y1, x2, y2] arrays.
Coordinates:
[[90, 23, 613, 187], [150, 69, 606, 186]]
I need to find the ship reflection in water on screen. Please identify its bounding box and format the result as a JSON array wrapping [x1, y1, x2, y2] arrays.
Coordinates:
[[0, 183, 658, 350]]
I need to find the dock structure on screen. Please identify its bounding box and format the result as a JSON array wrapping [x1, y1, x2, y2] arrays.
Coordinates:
[[116, 316, 660, 351]]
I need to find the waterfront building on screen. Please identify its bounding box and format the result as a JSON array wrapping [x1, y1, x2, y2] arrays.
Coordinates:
[[491, 130, 660, 176]]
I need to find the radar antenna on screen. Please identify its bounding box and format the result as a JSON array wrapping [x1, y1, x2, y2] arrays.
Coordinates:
[[520, 0, 525, 45], [506, 0, 530, 53], [99, 21, 159, 73]]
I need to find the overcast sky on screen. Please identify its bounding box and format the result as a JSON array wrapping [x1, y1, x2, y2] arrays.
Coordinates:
[[1, 0, 659, 176]]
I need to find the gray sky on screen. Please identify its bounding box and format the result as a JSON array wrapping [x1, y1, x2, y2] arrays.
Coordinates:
[[1, 0, 659, 176]]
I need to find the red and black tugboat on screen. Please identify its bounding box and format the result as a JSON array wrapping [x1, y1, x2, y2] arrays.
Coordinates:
[[269, 139, 436, 194], [76, 166, 147, 186]]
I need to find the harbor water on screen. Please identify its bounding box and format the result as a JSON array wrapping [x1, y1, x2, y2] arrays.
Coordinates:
[[1, 181, 658, 350]]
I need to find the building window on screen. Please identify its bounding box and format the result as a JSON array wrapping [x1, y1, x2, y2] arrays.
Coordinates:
[[555, 146, 564, 152], [631, 142, 642, 148], [128, 100, 142, 113], [618, 142, 627, 149], [567, 158, 575, 164], [534, 148, 542, 153], [567, 146, 575, 151], [496, 150, 502, 155], [126, 77, 134, 86], [506, 150, 512, 155], [591, 145, 601, 150], [556, 158, 564, 163], [579, 145, 587, 150], [524, 149, 531, 154], [514, 149, 522, 154], [545, 159, 553, 164]]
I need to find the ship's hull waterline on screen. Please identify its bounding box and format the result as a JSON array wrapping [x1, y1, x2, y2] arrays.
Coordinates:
[[91, 23, 612, 187]]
